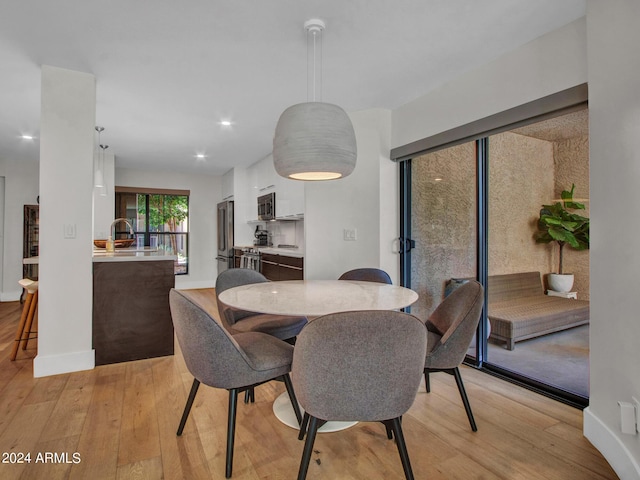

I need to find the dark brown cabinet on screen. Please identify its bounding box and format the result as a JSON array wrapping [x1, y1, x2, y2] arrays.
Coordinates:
[[93, 260, 175, 365], [233, 248, 243, 268], [260, 253, 303, 281], [260, 253, 280, 280], [278, 255, 304, 281]]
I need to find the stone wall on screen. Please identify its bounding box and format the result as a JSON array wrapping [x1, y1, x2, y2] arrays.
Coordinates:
[[411, 142, 476, 321], [554, 135, 590, 300], [410, 130, 589, 321]]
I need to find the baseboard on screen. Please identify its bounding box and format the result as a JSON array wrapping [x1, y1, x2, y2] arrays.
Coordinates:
[[583, 406, 640, 480], [33, 350, 95, 378]]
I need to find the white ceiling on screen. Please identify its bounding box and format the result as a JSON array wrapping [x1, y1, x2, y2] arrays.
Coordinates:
[[0, 0, 586, 176]]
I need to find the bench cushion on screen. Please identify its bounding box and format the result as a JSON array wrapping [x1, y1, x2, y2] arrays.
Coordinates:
[[489, 295, 590, 340], [485, 271, 590, 349], [488, 271, 543, 302]]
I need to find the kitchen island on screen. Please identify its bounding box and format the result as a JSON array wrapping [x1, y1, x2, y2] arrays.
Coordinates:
[[93, 248, 177, 365]]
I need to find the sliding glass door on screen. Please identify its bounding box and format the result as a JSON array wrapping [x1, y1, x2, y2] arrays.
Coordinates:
[[398, 103, 589, 407], [483, 110, 590, 404], [404, 142, 478, 325]]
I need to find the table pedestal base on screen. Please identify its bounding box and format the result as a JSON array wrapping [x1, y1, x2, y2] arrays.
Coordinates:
[[273, 392, 358, 432]]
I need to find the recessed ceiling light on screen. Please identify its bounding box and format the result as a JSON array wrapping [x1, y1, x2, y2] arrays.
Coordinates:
[[21, 134, 34, 140], [196, 154, 206, 159], [220, 120, 232, 126]]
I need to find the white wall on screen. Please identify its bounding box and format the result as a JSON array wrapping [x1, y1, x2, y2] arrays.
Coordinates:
[[305, 108, 397, 282], [390, 13, 639, 479], [115, 167, 221, 289], [34, 66, 96, 377], [0, 159, 39, 301], [583, 1, 640, 478], [392, 18, 587, 148]]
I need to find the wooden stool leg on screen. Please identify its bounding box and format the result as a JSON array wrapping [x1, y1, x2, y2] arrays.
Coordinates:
[[22, 291, 38, 351], [11, 293, 33, 361]]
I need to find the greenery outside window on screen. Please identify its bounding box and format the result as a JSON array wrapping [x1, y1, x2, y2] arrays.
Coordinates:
[[115, 187, 190, 275]]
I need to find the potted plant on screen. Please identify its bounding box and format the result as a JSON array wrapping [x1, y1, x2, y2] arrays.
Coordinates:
[[534, 184, 589, 292]]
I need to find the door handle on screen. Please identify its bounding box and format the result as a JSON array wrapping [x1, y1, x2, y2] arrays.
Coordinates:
[[398, 237, 415, 254]]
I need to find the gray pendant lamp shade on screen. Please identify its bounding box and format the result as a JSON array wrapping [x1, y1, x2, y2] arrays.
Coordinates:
[[273, 102, 357, 181], [273, 19, 357, 181]]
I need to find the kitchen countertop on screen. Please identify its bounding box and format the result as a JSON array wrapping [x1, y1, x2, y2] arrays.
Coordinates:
[[93, 247, 178, 262], [233, 245, 304, 258], [259, 247, 304, 258]]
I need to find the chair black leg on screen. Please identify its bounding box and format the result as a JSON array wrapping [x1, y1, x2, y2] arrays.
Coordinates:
[[424, 370, 431, 393], [452, 367, 477, 432], [390, 417, 415, 480], [383, 415, 404, 441], [226, 389, 239, 478], [282, 374, 302, 425], [177, 378, 200, 435], [244, 387, 255, 404], [297, 415, 320, 480], [298, 412, 309, 440]]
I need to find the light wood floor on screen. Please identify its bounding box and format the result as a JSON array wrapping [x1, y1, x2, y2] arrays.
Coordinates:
[[0, 290, 618, 480]]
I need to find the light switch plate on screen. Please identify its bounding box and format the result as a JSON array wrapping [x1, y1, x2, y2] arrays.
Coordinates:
[[63, 224, 76, 239], [618, 401, 637, 435], [343, 228, 357, 241]]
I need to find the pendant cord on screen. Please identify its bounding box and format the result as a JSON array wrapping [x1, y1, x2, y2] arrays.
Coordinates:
[[312, 30, 316, 102], [306, 23, 323, 103]]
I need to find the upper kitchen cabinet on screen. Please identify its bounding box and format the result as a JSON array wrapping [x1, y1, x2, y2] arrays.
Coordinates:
[[221, 169, 234, 201], [251, 155, 277, 197], [248, 155, 304, 220], [275, 176, 304, 219]]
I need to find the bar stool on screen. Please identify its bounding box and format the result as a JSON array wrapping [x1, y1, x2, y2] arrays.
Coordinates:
[[10, 279, 38, 361]]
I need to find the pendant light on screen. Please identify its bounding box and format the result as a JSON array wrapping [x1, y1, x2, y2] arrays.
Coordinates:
[[94, 126, 105, 187], [273, 19, 357, 181], [94, 126, 108, 196]]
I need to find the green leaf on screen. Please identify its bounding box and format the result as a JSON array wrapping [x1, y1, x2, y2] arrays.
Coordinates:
[[561, 184, 575, 202], [549, 227, 580, 248], [559, 220, 578, 231], [540, 215, 562, 226], [563, 200, 585, 210]]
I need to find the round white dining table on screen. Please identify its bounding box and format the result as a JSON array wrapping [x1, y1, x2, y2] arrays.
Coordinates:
[[217, 279, 419, 318], [217, 279, 419, 432]]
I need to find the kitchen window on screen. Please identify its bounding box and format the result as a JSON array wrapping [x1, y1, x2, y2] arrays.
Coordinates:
[[115, 187, 190, 275]]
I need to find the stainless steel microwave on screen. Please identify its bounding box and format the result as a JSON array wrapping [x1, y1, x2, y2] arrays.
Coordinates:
[[258, 192, 275, 221]]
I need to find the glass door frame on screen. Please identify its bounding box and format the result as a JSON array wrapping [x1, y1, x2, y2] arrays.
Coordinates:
[[397, 139, 488, 369], [394, 85, 589, 408]]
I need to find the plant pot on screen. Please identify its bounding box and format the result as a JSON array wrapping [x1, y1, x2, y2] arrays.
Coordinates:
[[547, 273, 574, 293]]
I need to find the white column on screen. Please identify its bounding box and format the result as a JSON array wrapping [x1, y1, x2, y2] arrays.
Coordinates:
[[34, 65, 96, 377]]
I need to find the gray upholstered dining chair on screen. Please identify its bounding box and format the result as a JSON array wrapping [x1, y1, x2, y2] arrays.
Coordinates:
[[292, 310, 427, 480], [216, 269, 309, 403], [215, 268, 308, 341], [169, 289, 302, 478], [423, 280, 484, 431], [338, 267, 392, 284]]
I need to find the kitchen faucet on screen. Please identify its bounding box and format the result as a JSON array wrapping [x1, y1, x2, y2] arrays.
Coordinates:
[[110, 218, 135, 239]]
